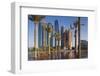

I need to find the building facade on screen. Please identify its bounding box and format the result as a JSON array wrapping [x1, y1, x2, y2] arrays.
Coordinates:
[[38, 22, 43, 48], [68, 29, 72, 50], [61, 26, 64, 49], [54, 20, 59, 47]]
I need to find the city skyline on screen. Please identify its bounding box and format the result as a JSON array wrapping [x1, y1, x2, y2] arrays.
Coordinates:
[[28, 15, 88, 48]]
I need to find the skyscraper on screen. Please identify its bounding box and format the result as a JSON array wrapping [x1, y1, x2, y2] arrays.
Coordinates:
[[61, 26, 64, 49], [68, 29, 72, 50], [50, 25, 53, 47], [64, 29, 68, 49], [66, 29, 68, 49], [55, 20, 59, 32], [40, 18, 47, 49], [38, 22, 43, 48], [54, 20, 59, 47]]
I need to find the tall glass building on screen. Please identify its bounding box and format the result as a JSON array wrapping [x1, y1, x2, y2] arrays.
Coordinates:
[[54, 20, 59, 47], [55, 20, 59, 32], [61, 26, 64, 49], [38, 22, 43, 48], [50, 25, 53, 47]]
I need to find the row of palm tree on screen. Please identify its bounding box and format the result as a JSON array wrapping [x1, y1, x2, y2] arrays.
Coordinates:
[[29, 15, 82, 59], [41, 23, 53, 54], [70, 17, 83, 58], [41, 22, 61, 55], [29, 15, 57, 58]]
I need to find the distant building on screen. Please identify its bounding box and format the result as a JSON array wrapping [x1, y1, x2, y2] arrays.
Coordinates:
[[38, 22, 43, 48], [50, 25, 53, 47], [64, 29, 68, 49], [68, 29, 72, 50], [61, 26, 64, 49], [81, 40, 88, 49], [39, 18, 47, 48], [54, 20, 59, 47], [55, 20, 59, 32], [80, 40, 88, 58], [66, 29, 68, 49]]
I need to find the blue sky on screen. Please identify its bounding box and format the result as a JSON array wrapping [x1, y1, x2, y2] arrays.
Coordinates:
[[28, 15, 88, 48]]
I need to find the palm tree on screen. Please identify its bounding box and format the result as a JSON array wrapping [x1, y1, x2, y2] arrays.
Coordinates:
[[70, 21, 79, 58], [77, 17, 81, 58], [41, 22, 47, 51], [54, 32, 61, 57], [54, 32, 61, 53], [46, 23, 53, 55], [54, 32, 58, 52], [71, 17, 84, 58], [28, 15, 45, 59], [57, 33, 61, 51]]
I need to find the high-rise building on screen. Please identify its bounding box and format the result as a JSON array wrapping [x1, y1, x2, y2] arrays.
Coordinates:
[[68, 29, 72, 50], [55, 20, 59, 32], [38, 22, 43, 48], [42, 24, 47, 48], [64, 29, 68, 49], [50, 25, 53, 47], [54, 20, 59, 47], [42, 25, 44, 47], [66, 29, 68, 49], [40, 19, 47, 49], [61, 26, 64, 49]]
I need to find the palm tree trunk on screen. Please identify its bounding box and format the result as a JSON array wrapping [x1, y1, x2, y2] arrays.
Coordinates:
[[48, 33, 51, 55], [34, 22, 38, 60], [43, 28, 46, 51], [75, 28, 78, 53], [78, 17, 81, 58], [34, 24, 36, 49], [34, 23, 37, 59]]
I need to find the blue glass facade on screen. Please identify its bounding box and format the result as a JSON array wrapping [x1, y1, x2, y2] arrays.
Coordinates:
[[61, 26, 64, 49], [50, 25, 53, 47], [54, 20, 59, 47], [38, 22, 43, 48], [55, 20, 59, 32]]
